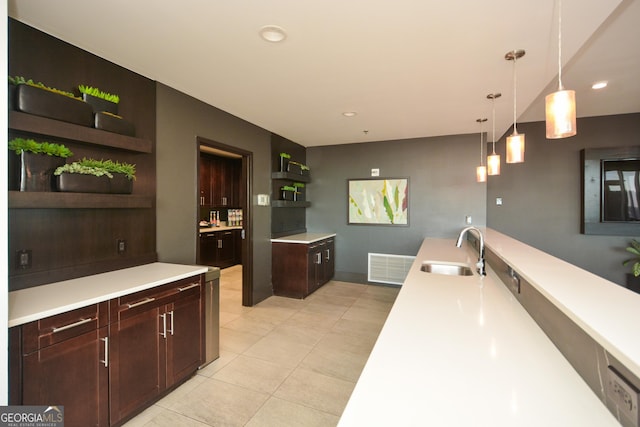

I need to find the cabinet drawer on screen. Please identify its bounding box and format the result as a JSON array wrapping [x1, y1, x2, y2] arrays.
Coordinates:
[[114, 276, 203, 320], [21, 302, 108, 354]]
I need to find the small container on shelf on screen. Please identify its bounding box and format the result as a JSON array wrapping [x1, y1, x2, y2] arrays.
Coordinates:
[[293, 182, 305, 201], [279, 152, 291, 172], [281, 185, 298, 201]]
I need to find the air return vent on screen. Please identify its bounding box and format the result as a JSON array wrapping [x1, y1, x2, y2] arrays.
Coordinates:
[[367, 253, 416, 286]]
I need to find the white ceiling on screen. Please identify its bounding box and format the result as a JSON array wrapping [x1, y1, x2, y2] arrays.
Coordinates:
[[8, 0, 640, 147]]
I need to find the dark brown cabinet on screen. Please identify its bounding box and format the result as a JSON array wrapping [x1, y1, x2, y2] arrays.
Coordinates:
[[272, 237, 335, 298], [13, 303, 110, 427], [199, 230, 240, 268], [200, 154, 240, 208], [109, 277, 203, 425], [9, 276, 203, 427]]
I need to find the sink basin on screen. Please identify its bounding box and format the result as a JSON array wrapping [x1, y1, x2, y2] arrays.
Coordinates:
[[421, 261, 474, 276]]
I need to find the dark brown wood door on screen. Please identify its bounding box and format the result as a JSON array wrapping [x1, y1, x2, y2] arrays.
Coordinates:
[[323, 239, 335, 283], [109, 306, 164, 425], [215, 231, 236, 268], [199, 156, 212, 206], [22, 326, 109, 427], [166, 290, 202, 387], [199, 232, 217, 266]]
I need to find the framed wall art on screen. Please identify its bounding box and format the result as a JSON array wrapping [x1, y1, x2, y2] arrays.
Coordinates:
[[348, 178, 408, 225]]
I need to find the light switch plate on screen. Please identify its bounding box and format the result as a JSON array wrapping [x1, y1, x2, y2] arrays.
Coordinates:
[[257, 194, 270, 206], [496, 197, 503, 206]]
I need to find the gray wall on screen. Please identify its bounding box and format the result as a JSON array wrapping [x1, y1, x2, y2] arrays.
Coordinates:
[[306, 134, 487, 282], [155, 83, 273, 303], [487, 113, 640, 286]]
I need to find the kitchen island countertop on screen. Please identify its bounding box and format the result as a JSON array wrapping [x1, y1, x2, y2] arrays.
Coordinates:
[[339, 230, 628, 426]]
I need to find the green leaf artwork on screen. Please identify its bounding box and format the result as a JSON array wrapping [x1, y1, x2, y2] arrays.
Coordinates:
[[348, 179, 408, 225]]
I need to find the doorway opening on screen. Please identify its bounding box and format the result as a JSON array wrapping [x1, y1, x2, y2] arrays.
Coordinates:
[[197, 137, 254, 307]]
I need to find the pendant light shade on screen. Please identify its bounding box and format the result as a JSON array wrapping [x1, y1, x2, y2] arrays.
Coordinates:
[[546, 0, 577, 139], [505, 49, 525, 164], [546, 89, 576, 138], [487, 93, 501, 176], [476, 118, 487, 183]]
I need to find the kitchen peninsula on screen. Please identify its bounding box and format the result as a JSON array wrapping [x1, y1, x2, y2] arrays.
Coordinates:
[[8, 263, 209, 426], [339, 229, 639, 426]]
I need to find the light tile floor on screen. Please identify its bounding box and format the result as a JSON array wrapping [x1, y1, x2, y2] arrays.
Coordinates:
[[124, 265, 400, 426]]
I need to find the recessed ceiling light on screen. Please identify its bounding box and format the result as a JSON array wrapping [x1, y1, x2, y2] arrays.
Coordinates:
[[259, 25, 287, 43], [342, 112, 357, 117], [592, 81, 608, 90]]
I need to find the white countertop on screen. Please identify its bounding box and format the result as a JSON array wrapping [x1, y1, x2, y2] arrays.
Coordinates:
[[199, 225, 242, 233], [8, 262, 208, 327], [271, 232, 336, 244], [339, 231, 626, 426]]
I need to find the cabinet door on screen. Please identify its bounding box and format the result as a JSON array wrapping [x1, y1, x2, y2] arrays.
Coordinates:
[[308, 242, 325, 293], [166, 288, 202, 387], [215, 231, 236, 268], [109, 306, 164, 425], [323, 239, 335, 283], [199, 156, 212, 206], [199, 232, 217, 266], [22, 326, 109, 427]]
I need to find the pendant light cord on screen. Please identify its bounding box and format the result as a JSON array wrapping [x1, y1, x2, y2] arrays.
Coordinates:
[[491, 97, 496, 154], [513, 55, 518, 134], [557, 0, 563, 90], [480, 121, 484, 165]]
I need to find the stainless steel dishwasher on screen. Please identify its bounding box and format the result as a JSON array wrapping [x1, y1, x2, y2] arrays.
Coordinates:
[[200, 266, 220, 368]]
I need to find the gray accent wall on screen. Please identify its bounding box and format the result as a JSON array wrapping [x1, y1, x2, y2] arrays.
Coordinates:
[[155, 83, 274, 303], [306, 134, 487, 283], [487, 113, 640, 286]]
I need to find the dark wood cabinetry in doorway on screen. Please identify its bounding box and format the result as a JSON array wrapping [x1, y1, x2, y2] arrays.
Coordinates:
[[199, 153, 240, 209]]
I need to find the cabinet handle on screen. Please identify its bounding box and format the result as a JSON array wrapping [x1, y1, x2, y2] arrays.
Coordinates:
[[52, 317, 93, 333], [218, 240, 223, 249], [168, 310, 174, 336], [101, 337, 109, 368], [222, 196, 227, 205], [178, 282, 200, 292], [160, 313, 167, 339], [127, 297, 155, 309], [325, 249, 330, 261], [316, 252, 322, 264]]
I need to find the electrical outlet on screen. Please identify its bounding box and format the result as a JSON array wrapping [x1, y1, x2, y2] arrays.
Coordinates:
[[465, 215, 472, 225], [117, 239, 127, 254], [371, 168, 380, 177], [16, 249, 32, 269], [607, 366, 639, 427]]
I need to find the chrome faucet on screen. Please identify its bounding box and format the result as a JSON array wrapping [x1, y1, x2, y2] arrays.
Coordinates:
[[455, 226, 486, 276]]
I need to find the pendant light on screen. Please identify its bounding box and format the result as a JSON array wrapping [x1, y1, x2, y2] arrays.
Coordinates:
[[487, 93, 501, 176], [505, 49, 525, 163], [476, 118, 488, 182], [545, 0, 576, 138]]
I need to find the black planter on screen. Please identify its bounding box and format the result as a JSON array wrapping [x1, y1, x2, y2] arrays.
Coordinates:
[[94, 111, 135, 136], [56, 173, 133, 194], [8, 83, 16, 110], [82, 93, 118, 115], [110, 173, 134, 194], [8, 151, 66, 192], [15, 84, 93, 126], [56, 173, 110, 193]]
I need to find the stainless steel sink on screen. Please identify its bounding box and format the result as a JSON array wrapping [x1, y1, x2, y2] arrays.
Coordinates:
[[420, 261, 474, 276]]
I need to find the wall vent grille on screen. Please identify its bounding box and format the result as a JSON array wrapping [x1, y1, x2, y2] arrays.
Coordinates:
[[367, 253, 415, 286]]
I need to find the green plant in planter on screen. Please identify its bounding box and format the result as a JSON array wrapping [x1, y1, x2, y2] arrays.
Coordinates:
[[75, 158, 136, 180], [9, 75, 81, 100], [78, 85, 120, 104], [623, 239, 640, 276], [8, 137, 73, 158], [54, 162, 114, 178]]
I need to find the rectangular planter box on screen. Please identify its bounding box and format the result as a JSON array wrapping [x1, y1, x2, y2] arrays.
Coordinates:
[[94, 112, 135, 137], [281, 189, 296, 201], [56, 173, 133, 194], [82, 93, 118, 115], [16, 84, 93, 127], [8, 151, 66, 192]]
